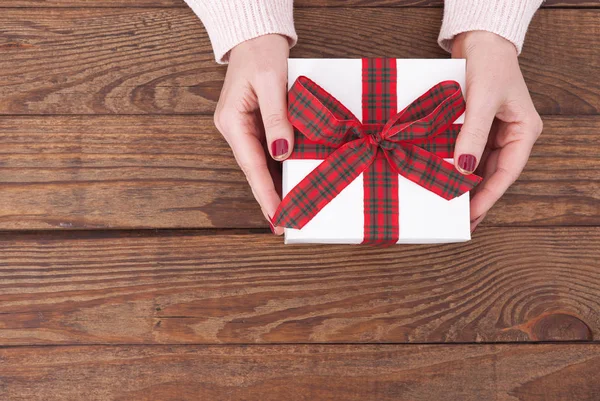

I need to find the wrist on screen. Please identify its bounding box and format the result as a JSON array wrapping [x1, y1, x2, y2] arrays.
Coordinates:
[[437, 0, 543, 55], [452, 31, 518, 58], [230, 34, 290, 61], [185, 0, 297, 64]]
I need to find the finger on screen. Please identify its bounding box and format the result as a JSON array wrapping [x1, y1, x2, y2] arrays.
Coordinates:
[[470, 213, 486, 232], [226, 123, 284, 235], [254, 72, 294, 161], [470, 137, 533, 220], [470, 147, 499, 221], [454, 82, 499, 175], [267, 153, 283, 197], [469, 148, 499, 229]]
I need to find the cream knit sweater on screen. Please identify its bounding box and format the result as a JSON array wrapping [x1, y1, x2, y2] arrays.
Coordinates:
[[184, 0, 543, 63]]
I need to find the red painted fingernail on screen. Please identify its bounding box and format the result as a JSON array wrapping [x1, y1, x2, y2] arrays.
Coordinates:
[[458, 154, 477, 174], [271, 139, 289, 158]]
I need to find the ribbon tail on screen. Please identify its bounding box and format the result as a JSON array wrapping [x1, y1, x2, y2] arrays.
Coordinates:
[[273, 139, 377, 229], [385, 144, 482, 200]]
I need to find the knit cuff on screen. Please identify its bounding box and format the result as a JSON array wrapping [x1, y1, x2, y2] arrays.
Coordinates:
[[438, 0, 543, 55], [184, 0, 297, 64]]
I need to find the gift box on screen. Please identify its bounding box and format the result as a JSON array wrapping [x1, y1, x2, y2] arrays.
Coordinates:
[[273, 58, 481, 245]]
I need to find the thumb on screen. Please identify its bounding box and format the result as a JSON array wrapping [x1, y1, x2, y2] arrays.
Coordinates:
[[454, 88, 497, 175], [254, 74, 294, 161]]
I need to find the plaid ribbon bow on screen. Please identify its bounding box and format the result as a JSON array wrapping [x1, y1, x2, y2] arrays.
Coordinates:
[[273, 59, 482, 244]]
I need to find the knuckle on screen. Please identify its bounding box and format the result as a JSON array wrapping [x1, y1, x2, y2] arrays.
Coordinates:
[[213, 111, 223, 132], [503, 124, 525, 142], [263, 112, 287, 131], [238, 160, 253, 178], [213, 107, 230, 133], [501, 99, 528, 121], [497, 166, 521, 184], [519, 113, 543, 142], [533, 114, 544, 138], [479, 184, 505, 205], [464, 125, 489, 146], [238, 162, 251, 176], [238, 158, 265, 177], [214, 105, 242, 136]]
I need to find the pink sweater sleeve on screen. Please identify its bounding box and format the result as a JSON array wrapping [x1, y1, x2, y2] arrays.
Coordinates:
[[183, 0, 297, 63], [438, 0, 543, 54], [186, 0, 542, 63]]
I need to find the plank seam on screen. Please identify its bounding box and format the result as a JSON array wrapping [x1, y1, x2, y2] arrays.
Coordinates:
[[0, 226, 598, 240], [1, 341, 599, 349]]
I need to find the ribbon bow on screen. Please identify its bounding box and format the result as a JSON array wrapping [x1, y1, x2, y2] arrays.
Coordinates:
[[273, 66, 481, 244]]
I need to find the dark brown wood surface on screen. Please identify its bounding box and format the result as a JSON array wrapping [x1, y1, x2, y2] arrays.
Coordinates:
[[1, 1, 599, 399], [1, 344, 599, 401], [0, 116, 262, 229], [0, 116, 598, 229], [1, 9, 598, 115], [0, 227, 598, 345]]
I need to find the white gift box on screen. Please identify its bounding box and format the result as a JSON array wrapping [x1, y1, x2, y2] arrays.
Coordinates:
[[283, 58, 470, 245]]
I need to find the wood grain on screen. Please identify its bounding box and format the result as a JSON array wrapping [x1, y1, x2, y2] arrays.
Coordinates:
[[0, 116, 264, 230], [0, 343, 599, 401], [1, 0, 597, 7], [0, 115, 597, 230], [0, 5, 598, 400], [0, 9, 598, 115], [0, 227, 598, 345]]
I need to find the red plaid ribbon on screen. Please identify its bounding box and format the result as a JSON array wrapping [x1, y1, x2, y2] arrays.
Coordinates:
[[273, 59, 482, 244]]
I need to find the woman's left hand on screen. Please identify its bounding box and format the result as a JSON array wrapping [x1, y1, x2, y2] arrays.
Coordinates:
[[451, 31, 543, 231]]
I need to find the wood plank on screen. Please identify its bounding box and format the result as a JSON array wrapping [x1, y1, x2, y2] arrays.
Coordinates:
[[0, 9, 598, 115], [0, 343, 599, 400], [0, 227, 598, 345], [0, 115, 264, 230], [485, 115, 600, 226], [0, 115, 597, 230], [0, 0, 597, 7]]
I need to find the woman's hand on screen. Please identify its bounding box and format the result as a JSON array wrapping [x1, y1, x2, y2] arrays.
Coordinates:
[[452, 31, 543, 231], [214, 34, 293, 235]]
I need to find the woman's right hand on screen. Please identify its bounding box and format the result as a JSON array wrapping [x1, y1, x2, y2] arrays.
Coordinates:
[[213, 34, 294, 235]]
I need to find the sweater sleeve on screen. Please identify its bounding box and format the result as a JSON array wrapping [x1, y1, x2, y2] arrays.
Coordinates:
[[438, 0, 543, 54], [184, 0, 297, 64]]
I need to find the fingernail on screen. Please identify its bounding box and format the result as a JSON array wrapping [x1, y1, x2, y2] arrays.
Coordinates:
[[457, 154, 477, 174], [271, 139, 289, 159]]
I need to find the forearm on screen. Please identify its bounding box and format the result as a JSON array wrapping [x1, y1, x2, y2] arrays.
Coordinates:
[[184, 0, 297, 63], [439, 0, 543, 54]]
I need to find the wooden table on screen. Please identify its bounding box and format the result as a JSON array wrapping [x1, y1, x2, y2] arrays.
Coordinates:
[[0, 1, 599, 400]]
